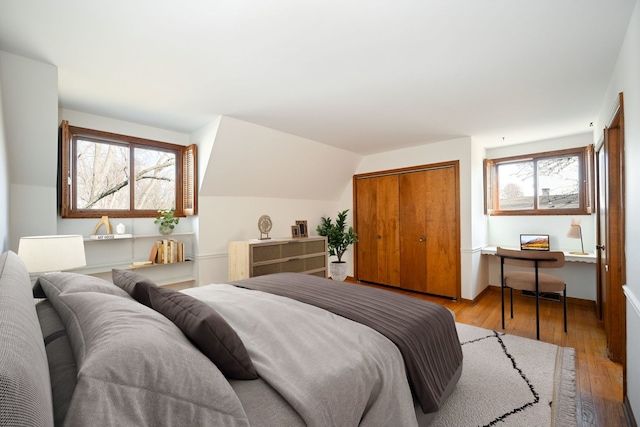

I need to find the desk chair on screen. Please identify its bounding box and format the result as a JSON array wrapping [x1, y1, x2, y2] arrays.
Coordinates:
[[496, 247, 567, 340]]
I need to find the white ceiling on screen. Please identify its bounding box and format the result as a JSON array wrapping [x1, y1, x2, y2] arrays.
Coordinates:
[[0, 0, 636, 155]]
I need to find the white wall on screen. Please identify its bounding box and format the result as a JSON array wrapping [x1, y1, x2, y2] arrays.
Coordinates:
[[59, 109, 190, 145], [597, 0, 640, 420], [192, 116, 362, 285], [0, 64, 8, 252], [469, 139, 489, 298], [0, 51, 59, 250]]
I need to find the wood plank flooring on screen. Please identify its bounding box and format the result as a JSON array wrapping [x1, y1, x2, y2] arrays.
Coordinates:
[[353, 281, 626, 427]]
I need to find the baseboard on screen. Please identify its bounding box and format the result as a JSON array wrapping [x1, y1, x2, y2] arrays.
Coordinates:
[[461, 285, 492, 305], [334, 275, 357, 282], [624, 395, 637, 427]]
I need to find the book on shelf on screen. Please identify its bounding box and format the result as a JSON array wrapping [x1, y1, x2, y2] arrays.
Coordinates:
[[89, 233, 133, 240], [130, 260, 153, 268], [152, 239, 185, 264]]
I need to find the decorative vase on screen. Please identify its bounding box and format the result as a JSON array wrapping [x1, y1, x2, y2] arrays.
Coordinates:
[[159, 225, 173, 235], [116, 223, 126, 234], [329, 261, 348, 282]]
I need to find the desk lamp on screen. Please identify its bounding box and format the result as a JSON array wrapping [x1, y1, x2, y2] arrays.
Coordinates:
[[566, 219, 588, 255]]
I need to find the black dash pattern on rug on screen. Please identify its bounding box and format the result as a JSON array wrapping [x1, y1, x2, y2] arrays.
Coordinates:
[[461, 331, 541, 427]]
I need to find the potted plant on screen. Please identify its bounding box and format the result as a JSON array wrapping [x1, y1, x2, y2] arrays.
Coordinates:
[[316, 209, 358, 281], [155, 208, 180, 235]]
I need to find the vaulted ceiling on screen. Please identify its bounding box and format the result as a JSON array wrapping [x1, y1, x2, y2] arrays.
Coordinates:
[[0, 0, 636, 154]]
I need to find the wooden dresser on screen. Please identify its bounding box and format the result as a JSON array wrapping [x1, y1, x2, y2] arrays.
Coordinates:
[[228, 237, 328, 281]]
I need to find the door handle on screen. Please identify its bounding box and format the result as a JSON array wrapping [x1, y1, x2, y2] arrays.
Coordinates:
[[419, 237, 426, 242], [596, 244, 605, 251]]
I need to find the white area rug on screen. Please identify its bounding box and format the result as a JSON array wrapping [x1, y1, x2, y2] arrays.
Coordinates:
[[430, 323, 577, 427]]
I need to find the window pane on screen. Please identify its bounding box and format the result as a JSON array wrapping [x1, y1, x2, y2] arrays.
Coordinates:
[[134, 147, 176, 210], [537, 155, 579, 209], [76, 139, 129, 209], [497, 161, 534, 210]]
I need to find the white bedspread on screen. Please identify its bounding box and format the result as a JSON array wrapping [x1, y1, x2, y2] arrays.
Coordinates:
[[183, 284, 418, 427]]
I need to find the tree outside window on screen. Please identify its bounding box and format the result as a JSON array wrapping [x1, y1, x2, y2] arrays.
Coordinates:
[[60, 121, 197, 218]]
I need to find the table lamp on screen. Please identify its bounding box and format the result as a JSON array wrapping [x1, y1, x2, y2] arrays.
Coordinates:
[[566, 219, 588, 255], [18, 235, 86, 273]]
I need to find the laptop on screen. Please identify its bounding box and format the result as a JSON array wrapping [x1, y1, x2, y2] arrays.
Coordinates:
[[519, 234, 550, 251]]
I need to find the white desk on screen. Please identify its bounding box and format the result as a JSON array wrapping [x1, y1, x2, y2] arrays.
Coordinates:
[[481, 246, 597, 301], [481, 246, 596, 263]]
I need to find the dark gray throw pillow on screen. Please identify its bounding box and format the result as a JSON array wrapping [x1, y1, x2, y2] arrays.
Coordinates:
[[148, 286, 258, 380], [112, 269, 158, 307]]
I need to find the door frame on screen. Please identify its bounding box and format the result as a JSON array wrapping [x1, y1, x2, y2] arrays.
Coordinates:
[[595, 92, 626, 369]]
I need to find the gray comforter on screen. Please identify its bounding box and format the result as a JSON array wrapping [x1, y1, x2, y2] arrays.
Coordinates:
[[231, 273, 463, 413], [183, 284, 419, 427]]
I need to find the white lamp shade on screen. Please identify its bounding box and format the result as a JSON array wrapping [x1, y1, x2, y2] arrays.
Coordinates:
[[18, 235, 86, 273]]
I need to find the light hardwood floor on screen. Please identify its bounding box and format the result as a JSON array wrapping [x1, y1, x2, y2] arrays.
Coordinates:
[[354, 281, 626, 427]]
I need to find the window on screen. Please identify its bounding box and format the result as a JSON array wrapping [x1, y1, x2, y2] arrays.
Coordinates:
[[484, 146, 593, 215], [59, 120, 197, 218]]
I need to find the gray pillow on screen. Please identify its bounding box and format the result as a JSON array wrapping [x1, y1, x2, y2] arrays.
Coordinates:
[[36, 300, 77, 426], [43, 289, 250, 426], [149, 286, 258, 380], [37, 272, 131, 299], [112, 269, 157, 306]]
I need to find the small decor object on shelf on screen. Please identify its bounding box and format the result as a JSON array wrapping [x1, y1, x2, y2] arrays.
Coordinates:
[[89, 233, 132, 240], [291, 225, 301, 238], [296, 220, 308, 238], [93, 216, 113, 235], [316, 209, 358, 281], [116, 223, 126, 234], [90, 215, 132, 239], [258, 215, 272, 240], [155, 209, 179, 235]]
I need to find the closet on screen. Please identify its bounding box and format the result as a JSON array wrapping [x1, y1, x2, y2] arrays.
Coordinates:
[[354, 161, 460, 299]]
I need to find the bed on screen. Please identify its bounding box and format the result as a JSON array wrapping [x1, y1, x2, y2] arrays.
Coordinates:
[[0, 250, 462, 426]]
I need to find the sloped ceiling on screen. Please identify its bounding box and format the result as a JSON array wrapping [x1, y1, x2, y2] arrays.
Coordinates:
[[0, 0, 636, 154], [199, 116, 362, 200]]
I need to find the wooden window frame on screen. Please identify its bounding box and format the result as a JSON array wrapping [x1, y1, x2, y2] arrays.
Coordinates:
[[484, 145, 593, 216], [59, 120, 197, 218]]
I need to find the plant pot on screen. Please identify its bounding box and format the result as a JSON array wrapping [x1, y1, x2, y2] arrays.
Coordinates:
[[159, 225, 173, 235], [329, 261, 348, 282]]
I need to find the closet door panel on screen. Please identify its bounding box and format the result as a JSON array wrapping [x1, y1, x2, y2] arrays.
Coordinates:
[[355, 175, 400, 286], [399, 171, 428, 292], [356, 177, 379, 283], [424, 167, 458, 298], [377, 175, 401, 286]]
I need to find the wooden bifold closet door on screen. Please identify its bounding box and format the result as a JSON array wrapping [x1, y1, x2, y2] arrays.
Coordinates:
[[399, 167, 458, 297], [355, 174, 401, 287], [354, 162, 460, 299]]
